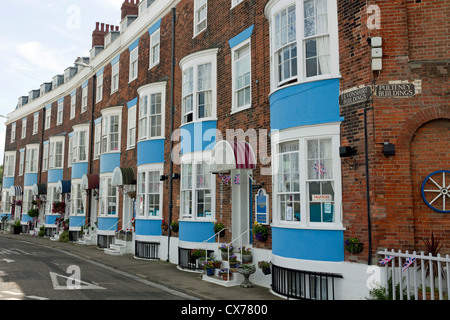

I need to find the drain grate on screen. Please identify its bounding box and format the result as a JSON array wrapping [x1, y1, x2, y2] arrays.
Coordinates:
[[0, 271, 28, 279]]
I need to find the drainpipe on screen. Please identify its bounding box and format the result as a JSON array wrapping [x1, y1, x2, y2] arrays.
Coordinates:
[[38, 107, 46, 185], [87, 74, 97, 229], [364, 92, 373, 266], [167, 7, 176, 262]]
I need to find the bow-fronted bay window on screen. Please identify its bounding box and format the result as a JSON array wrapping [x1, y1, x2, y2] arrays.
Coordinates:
[[180, 154, 215, 220], [71, 182, 85, 215], [137, 164, 163, 218], [138, 82, 166, 141], [266, 0, 338, 89], [25, 145, 39, 174], [23, 188, 33, 215], [180, 49, 218, 125], [101, 107, 122, 154], [3, 152, 16, 178], [1, 190, 11, 214], [19, 149, 25, 176], [46, 185, 61, 215], [272, 125, 342, 228], [72, 124, 89, 164], [99, 175, 118, 216], [48, 136, 65, 170]]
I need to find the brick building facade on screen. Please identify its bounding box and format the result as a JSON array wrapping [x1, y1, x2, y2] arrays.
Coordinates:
[[1, 0, 448, 300]]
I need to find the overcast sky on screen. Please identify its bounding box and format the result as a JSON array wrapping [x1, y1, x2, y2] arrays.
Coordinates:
[[0, 0, 124, 164]]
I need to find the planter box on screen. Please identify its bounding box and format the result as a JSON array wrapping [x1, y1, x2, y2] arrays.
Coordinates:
[[10, 226, 21, 234]]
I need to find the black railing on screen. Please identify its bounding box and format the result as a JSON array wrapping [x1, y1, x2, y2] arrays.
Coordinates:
[[97, 235, 114, 249], [178, 247, 214, 271], [135, 241, 159, 260], [272, 264, 343, 300]]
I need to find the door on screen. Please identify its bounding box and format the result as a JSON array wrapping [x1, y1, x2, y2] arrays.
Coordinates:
[[231, 169, 252, 245]]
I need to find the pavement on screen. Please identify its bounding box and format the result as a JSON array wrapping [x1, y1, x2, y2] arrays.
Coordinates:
[[0, 232, 283, 301]]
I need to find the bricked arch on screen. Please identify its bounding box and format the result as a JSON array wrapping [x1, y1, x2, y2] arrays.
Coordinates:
[[396, 105, 450, 149]]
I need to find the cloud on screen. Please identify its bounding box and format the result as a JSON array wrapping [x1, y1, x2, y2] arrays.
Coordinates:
[[16, 41, 70, 74]]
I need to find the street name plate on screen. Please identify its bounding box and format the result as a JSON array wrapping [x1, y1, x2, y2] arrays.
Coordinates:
[[376, 83, 415, 98], [339, 86, 372, 106]]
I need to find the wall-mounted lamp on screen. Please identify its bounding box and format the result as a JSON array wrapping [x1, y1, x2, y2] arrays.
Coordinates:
[[382, 142, 395, 157], [340, 146, 357, 158], [172, 173, 180, 180], [160, 175, 169, 181]]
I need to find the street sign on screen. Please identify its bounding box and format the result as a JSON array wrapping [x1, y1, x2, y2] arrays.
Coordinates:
[[376, 83, 415, 98], [339, 86, 372, 106]]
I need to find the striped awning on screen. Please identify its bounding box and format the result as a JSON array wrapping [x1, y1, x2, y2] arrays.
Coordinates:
[[9, 186, 23, 197], [32, 183, 47, 196], [111, 167, 136, 187], [56, 180, 71, 194], [210, 140, 256, 173], [81, 174, 99, 190]]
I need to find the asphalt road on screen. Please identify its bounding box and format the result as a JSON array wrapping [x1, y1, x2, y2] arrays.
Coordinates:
[[0, 237, 189, 300]]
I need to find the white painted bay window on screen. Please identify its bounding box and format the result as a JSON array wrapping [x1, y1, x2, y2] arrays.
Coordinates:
[[180, 49, 217, 124], [1, 191, 11, 214], [101, 107, 122, 154], [46, 185, 61, 215], [19, 149, 25, 176], [137, 165, 163, 218], [266, 0, 338, 89], [48, 137, 65, 169], [180, 155, 214, 220], [138, 83, 166, 140], [127, 105, 136, 149], [72, 124, 89, 163], [25, 145, 39, 174], [3, 152, 16, 177], [272, 125, 342, 228], [99, 176, 118, 216], [71, 182, 85, 215]]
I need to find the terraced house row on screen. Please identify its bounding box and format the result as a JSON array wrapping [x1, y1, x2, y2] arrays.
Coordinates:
[[1, 0, 449, 300]]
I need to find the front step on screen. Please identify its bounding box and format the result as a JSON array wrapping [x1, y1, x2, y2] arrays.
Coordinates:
[[104, 239, 132, 256]]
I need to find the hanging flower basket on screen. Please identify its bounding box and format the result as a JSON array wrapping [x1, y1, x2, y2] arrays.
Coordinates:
[[52, 201, 66, 214], [345, 238, 364, 254], [252, 222, 268, 242]]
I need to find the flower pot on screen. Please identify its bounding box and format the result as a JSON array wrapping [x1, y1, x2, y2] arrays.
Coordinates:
[[206, 268, 215, 276], [221, 273, 232, 281], [212, 262, 222, 268], [346, 243, 364, 254], [221, 251, 229, 261], [262, 267, 271, 275], [10, 226, 21, 234], [238, 265, 256, 288], [255, 233, 267, 242], [242, 254, 252, 264]]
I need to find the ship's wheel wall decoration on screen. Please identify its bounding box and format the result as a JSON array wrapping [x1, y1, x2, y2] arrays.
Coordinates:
[[421, 170, 450, 213]]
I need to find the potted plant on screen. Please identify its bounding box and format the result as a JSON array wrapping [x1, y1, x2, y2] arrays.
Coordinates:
[[345, 237, 364, 254], [201, 260, 215, 276], [252, 222, 268, 241], [237, 264, 256, 288], [52, 201, 66, 214], [218, 268, 233, 281], [214, 222, 226, 237], [219, 243, 233, 260], [212, 259, 222, 268], [10, 219, 21, 234], [27, 208, 39, 218], [258, 261, 272, 275], [170, 220, 179, 233], [229, 254, 240, 268], [239, 246, 252, 264]]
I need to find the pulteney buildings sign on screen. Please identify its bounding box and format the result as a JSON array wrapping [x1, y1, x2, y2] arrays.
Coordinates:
[[376, 83, 415, 98]]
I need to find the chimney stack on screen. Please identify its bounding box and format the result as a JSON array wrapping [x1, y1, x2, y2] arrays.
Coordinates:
[[92, 22, 119, 48], [121, 0, 139, 20]]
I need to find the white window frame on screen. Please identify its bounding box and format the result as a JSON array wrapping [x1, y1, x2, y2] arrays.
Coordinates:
[[137, 163, 163, 219], [48, 136, 65, 170], [96, 74, 104, 103], [149, 28, 160, 69], [21, 118, 27, 139], [81, 86, 88, 113], [45, 108, 51, 130], [231, 0, 244, 9], [194, 0, 208, 37], [68, 136, 73, 167], [179, 49, 218, 125], [266, 0, 339, 91], [43, 143, 49, 172], [71, 180, 86, 216], [33, 113, 39, 135], [180, 152, 215, 221], [101, 106, 122, 154], [231, 39, 252, 113], [3, 152, 16, 177], [137, 82, 166, 141], [46, 184, 61, 215], [271, 123, 342, 229], [72, 124, 90, 164], [129, 47, 139, 82], [10, 123, 16, 143], [111, 62, 120, 94], [25, 144, 39, 174], [1, 190, 11, 214], [70, 94, 76, 119], [127, 105, 137, 149], [23, 188, 33, 215], [94, 123, 101, 159], [19, 150, 25, 176], [57, 101, 64, 125], [99, 174, 118, 217]]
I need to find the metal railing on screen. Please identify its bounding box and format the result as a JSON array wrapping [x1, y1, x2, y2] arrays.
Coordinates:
[[378, 249, 450, 300]]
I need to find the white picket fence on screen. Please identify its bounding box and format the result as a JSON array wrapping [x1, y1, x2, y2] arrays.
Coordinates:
[[378, 249, 450, 300]]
